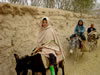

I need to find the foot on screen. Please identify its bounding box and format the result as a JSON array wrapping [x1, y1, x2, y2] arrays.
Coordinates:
[[70, 49, 73, 54]]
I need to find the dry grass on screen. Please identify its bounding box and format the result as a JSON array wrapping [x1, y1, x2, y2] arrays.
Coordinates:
[[0, 3, 13, 15], [20, 6, 38, 16], [0, 3, 38, 16], [12, 6, 21, 16]]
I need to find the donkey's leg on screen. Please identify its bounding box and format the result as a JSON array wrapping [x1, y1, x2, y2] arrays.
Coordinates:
[[77, 49, 80, 61], [42, 70, 46, 75], [23, 69, 28, 75], [59, 61, 64, 75], [32, 71, 35, 75], [80, 51, 84, 57], [94, 40, 97, 49], [74, 49, 78, 62], [89, 42, 92, 52]]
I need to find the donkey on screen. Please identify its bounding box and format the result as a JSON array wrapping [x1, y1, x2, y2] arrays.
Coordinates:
[[14, 53, 64, 75], [87, 31, 99, 51], [66, 35, 84, 62]]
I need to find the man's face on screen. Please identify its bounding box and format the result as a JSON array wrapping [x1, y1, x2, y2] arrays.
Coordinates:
[[91, 24, 94, 28], [42, 20, 47, 28]]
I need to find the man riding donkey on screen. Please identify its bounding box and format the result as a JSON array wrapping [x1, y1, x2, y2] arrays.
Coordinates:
[[87, 24, 97, 41], [87, 24, 99, 51], [87, 24, 96, 34], [32, 17, 65, 75]]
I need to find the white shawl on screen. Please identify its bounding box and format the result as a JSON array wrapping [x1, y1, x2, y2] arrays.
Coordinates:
[[36, 17, 65, 59]]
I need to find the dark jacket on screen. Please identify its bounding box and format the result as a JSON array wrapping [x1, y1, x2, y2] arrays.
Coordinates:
[[87, 27, 96, 33]]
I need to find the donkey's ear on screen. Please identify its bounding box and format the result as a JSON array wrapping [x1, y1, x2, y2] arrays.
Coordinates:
[[14, 54, 19, 62]]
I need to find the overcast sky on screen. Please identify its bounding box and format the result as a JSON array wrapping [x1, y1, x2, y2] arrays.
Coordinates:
[[97, 0, 100, 3]]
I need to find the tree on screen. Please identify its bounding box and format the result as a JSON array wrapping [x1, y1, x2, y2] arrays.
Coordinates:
[[1, 0, 97, 14], [72, 0, 96, 13]]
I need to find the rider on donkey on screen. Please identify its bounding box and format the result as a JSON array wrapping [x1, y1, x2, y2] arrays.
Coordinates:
[[87, 24, 99, 43], [74, 19, 86, 41], [32, 17, 65, 74], [87, 24, 96, 34], [69, 19, 86, 53]]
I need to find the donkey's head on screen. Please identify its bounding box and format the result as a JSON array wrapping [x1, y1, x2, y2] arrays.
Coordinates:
[[14, 54, 28, 75], [71, 36, 80, 49]]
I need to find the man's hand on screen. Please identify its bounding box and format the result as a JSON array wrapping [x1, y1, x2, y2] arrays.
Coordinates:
[[35, 47, 43, 53], [39, 47, 43, 50]]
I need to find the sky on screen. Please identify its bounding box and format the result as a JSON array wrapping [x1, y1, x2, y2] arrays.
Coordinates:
[[97, 0, 100, 3]]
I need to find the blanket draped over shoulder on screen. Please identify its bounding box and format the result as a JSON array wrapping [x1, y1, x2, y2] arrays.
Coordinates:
[[34, 17, 65, 63]]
